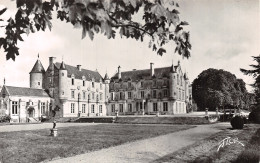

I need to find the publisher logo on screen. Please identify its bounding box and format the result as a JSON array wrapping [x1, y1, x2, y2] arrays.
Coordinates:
[[217, 137, 244, 152]]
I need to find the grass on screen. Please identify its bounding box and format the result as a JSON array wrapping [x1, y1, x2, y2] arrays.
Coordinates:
[[152, 124, 260, 163], [234, 126, 260, 163], [0, 123, 194, 163]]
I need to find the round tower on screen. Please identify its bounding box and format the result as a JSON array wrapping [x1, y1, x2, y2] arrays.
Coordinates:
[[104, 73, 110, 104], [169, 65, 177, 100], [30, 56, 45, 89], [58, 61, 68, 102], [184, 73, 190, 103]]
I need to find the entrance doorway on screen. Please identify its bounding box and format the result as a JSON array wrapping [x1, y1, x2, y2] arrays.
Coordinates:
[[28, 107, 35, 117]]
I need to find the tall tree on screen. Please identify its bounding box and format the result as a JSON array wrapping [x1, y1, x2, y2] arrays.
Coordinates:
[[0, 0, 191, 60], [192, 68, 252, 111], [240, 55, 260, 108]]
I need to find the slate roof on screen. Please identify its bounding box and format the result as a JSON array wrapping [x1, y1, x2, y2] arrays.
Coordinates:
[[55, 62, 103, 82], [4, 86, 50, 97], [30, 59, 45, 73], [111, 66, 174, 81], [104, 73, 110, 80]]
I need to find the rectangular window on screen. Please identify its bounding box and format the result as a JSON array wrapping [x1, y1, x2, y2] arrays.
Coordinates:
[[153, 80, 157, 87], [119, 104, 124, 112], [140, 102, 143, 110], [72, 78, 74, 85], [100, 83, 102, 89], [111, 104, 115, 112], [92, 82, 95, 88], [92, 92, 95, 100], [163, 90, 168, 97], [12, 101, 18, 115], [128, 92, 132, 99], [163, 102, 168, 112], [153, 103, 158, 112], [141, 91, 144, 98], [41, 102, 46, 114], [91, 104, 95, 113], [153, 90, 157, 98], [71, 90, 75, 98], [100, 93, 102, 101], [128, 82, 131, 88], [99, 105, 102, 113], [83, 92, 86, 99], [128, 104, 132, 112], [82, 104, 86, 113], [120, 92, 123, 100], [163, 79, 167, 86], [111, 93, 114, 100], [71, 103, 75, 113], [83, 80, 85, 86]]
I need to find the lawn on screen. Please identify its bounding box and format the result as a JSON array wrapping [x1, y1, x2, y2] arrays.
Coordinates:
[[0, 124, 194, 163], [152, 124, 260, 163]]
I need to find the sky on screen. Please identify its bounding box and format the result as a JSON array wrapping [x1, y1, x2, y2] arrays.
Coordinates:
[[0, 0, 259, 92]]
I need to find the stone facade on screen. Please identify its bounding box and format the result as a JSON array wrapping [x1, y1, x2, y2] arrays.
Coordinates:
[[41, 57, 109, 117], [0, 86, 51, 122], [107, 62, 192, 115], [0, 56, 192, 122]]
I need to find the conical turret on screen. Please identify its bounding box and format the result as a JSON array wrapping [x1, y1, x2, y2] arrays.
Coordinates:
[[30, 55, 45, 89]]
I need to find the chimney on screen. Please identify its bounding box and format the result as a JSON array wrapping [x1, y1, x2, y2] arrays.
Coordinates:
[[49, 57, 56, 66], [150, 63, 154, 77], [77, 65, 81, 71], [118, 66, 121, 79]]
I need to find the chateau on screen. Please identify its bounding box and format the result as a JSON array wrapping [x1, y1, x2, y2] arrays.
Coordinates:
[[0, 56, 192, 122], [107, 62, 192, 115]]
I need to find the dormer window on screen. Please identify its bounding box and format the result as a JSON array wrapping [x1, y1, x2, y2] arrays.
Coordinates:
[[128, 82, 131, 88], [141, 81, 144, 87], [83, 80, 85, 86], [72, 78, 74, 85], [177, 74, 179, 85], [92, 82, 95, 88]]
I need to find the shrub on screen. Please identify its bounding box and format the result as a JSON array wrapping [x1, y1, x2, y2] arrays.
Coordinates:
[[249, 109, 260, 124], [230, 116, 244, 129], [0, 115, 11, 123]]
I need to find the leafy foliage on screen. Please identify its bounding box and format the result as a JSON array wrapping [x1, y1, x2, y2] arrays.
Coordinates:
[[192, 69, 254, 111], [0, 0, 191, 60], [240, 55, 260, 108], [249, 108, 260, 124]]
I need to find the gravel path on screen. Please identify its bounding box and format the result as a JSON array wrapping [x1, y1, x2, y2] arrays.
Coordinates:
[[0, 123, 99, 132], [48, 123, 229, 163]]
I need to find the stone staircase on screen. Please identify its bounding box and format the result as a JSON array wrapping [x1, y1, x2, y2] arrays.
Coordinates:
[[28, 117, 39, 123]]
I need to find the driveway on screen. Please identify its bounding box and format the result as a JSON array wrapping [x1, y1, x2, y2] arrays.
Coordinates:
[[48, 123, 229, 163]]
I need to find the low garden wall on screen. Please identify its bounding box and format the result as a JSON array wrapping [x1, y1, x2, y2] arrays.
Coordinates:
[[116, 116, 210, 124]]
